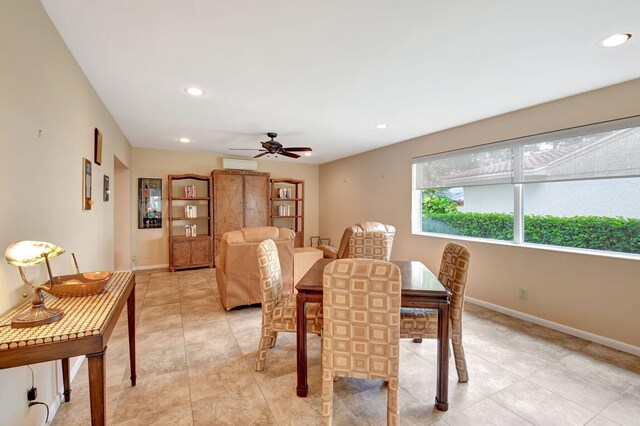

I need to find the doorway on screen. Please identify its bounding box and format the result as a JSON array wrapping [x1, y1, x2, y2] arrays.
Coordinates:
[[114, 156, 131, 270]]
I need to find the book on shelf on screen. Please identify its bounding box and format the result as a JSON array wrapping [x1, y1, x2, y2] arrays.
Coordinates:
[[183, 205, 198, 218], [278, 204, 292, 216], [184, 185, 197, 198], [184, 223, 197, 237], [277, 187, 292, 199]]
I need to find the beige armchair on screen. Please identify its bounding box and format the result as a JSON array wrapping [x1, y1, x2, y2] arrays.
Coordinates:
[[318, 222, 396, 259], [216, 226, 295, 310]]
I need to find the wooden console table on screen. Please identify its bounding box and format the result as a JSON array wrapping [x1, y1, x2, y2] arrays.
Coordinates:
[[0, 271, 136, 425]]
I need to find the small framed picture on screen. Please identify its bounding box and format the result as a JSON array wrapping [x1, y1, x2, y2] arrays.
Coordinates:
[[83, 158, 92, 210], [103, 175, 110, 202], [94, 128, 103, 165]]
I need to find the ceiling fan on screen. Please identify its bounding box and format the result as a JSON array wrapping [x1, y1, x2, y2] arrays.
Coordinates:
[[230, 132, 312, 159]]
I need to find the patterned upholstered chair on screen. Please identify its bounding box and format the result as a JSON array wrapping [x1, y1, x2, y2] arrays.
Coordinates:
[[348, 231, 393, 260], [400, 242, 471, 382], [318, 222, 395, 260], [255, 239, 323, 372], [321, 259, 401, 425]]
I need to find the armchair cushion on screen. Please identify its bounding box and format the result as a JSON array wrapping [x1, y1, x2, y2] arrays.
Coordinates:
[[216, 226, 295, 310]]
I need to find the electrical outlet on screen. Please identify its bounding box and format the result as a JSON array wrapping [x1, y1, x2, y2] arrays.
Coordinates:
[[131, 256, 137, 263], [519, 288, 528, 300]]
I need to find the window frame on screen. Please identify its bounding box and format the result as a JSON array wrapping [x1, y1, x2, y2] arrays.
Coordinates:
[[411, 115, 640, 261]]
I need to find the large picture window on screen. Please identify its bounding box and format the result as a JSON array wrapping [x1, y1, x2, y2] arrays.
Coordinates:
[[413, 117, 640, 256]]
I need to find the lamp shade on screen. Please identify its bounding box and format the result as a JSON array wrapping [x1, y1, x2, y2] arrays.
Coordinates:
[[5, 240, 65, 267]]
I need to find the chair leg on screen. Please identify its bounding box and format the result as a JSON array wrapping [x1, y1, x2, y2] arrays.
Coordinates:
[[451, 337, 469, 382], [255, 326, 275, 372], [321, 368, 334, 426], [387, 377, 399, 426], [267, 331, 278, 348]]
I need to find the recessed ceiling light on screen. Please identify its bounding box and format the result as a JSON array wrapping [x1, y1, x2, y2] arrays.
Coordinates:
[[376, 123, 389, 129], [184, 87, 206, 96], [600, 33, 632, 47], [304, 152, 312, 157], [179, 137, 190, 143]]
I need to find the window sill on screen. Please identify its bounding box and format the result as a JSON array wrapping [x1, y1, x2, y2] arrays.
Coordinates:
[[412, 231, 640, 262]]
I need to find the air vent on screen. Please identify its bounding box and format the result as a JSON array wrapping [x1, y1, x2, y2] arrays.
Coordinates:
[[222, 158, 258, 171]]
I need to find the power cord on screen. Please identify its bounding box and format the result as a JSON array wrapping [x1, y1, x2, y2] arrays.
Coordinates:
[[28, 401, 50, 423], [26, 365, 50, 423]]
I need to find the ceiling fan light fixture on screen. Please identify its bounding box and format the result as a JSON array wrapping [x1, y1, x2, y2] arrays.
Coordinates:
[[376, 123, 389, 129], [184, 87, 206, 96], [599, 33, 632, 47], [179, 137, 190, 143]]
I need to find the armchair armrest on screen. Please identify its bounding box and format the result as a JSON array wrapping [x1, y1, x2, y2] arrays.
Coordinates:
[[318, 245, 338, 259]]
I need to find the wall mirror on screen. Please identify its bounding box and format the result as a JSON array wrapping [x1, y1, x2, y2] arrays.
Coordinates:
[[138, 178, 162, 229]]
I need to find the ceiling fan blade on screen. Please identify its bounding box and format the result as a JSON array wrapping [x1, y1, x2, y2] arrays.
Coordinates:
[[253, 152, 269, 158], [229, 148, 262, 151], [283, 147, 312, 152], [261, 141, 275, 150], [279, 151, 301, 159]]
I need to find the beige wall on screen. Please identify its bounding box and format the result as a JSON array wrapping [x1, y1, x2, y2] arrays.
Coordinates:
[[319, 79, 640, 348], [0, 1, 131, 424], [132, 148, 319, 268]]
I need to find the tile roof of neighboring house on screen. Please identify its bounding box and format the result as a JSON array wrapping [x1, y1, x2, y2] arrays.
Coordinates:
[[445, 128, 639, 182]]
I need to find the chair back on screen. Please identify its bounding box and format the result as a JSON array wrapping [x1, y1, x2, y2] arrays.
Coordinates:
[[348, 230, 394, 260], [438, 242, 471, 323], [335, 222, 395, 259], [256, 239, 285, 311], [322, 259, 401, 380]]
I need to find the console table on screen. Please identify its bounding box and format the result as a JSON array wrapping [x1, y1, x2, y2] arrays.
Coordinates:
[[0, 271, 136, 425]]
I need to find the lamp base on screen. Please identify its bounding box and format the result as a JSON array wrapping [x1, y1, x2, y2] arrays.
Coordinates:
[[11, 306, 64, 328]]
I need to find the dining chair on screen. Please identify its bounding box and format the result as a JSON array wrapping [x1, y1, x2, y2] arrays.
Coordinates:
[[400, 242, 471, 382], [347, 230, 393, 260], [318, 222, 395, 259], [321, 259, 401, 425], [254, 239, 323, 372]]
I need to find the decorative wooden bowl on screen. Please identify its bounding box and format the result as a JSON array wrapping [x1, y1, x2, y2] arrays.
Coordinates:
[[46, 271, 113, 298]]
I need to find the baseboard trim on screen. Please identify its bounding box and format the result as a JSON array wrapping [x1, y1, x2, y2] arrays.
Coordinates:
[[47, 356, 85, 425], [133, 263, 169, 271], [465, 297, 640, 356]]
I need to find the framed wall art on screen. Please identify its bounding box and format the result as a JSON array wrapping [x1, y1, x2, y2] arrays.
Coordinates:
[[94, 128, 103, 165], [83, 158, 92, 210], [103, 175, 110, 202]]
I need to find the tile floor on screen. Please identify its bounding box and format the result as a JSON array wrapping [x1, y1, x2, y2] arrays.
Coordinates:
[[52, 269, 640, 425]]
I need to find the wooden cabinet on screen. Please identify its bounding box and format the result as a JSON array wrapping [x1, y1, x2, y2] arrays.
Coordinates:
[[168, 174, 213, 271], [212, 170, 270, 264], [271, 178, 304, 248]]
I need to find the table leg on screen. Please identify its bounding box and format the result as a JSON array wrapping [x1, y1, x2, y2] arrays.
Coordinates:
[[127, 284, 137, 386], [61, 358, 71, 402], [87, 349, 106, 426], [296, 293, 308, 397], [435, 301, 450, 411]]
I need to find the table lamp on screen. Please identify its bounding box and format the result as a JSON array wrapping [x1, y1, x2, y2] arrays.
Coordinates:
[[5, 240, 65, 328]]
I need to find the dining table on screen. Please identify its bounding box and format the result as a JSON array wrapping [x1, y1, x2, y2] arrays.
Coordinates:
[[295, 258, 452, 411]]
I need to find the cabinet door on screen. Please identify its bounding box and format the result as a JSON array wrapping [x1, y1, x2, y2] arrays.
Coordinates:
[[244, 174, 270, 227], [214, 173, 244, 235], [191, 238, 212, 266], [172, 239, 191, 269]]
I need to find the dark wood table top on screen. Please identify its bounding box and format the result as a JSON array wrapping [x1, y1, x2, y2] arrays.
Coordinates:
[[296, 258, 450, 300]]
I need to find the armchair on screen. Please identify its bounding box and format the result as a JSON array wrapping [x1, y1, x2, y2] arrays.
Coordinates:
[[216, 226, 295, 310]]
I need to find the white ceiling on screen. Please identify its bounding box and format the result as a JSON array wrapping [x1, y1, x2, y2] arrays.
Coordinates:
[[41, 0, 640, 164]]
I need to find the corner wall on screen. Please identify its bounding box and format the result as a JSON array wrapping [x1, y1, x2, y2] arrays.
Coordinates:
[[131, 148, 319, 268], [319, 78, 640, 349], [0, 1, 131, 424]]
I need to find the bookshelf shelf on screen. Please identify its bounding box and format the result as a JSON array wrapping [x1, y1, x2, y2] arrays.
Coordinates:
[[270, 178, 304, 248], [168, 174, 213, 271]]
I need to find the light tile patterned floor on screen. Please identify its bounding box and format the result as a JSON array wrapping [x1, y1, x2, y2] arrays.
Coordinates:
[[52, 269, 640, 425]]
